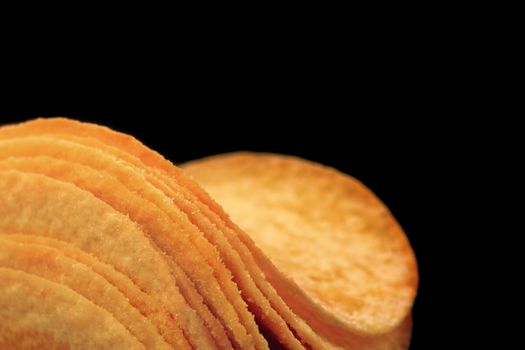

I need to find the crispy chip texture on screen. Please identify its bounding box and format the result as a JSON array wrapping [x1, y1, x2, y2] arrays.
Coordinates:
[[0, 139, 255, 350], [4, 234, 192, 350], [0, 267, 144, 350], [0, 120, 327, 348], [0, 236, 172, 350], [0, 170, 204, 350], [183, 152, 418, 334], [0, 119, 418, 350]]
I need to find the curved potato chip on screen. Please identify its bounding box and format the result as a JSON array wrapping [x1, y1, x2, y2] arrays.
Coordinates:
[[0, 120, 316, 349], [0, 156, 231, 350], [183, 152, 418, 339], [0, 170, 210, 350], [0, 236, 171, 350], [0, 138, 260, 350], [0, 153, 303, 349], [0, 267, 144, 350], [4, 233, 191, 350]]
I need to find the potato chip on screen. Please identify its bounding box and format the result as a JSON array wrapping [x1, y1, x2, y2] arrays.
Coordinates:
[[0, 120, 312, 349], [0, 170, 212, 350], [0, 119, 418, 350], [45, 119, 414, 348], [0, 236, 171, 350], [0, 154, 233, 349], [183, 153, 418, 341], [0, 138, 261, 350], [0, 137, 266, 348], [0, 267, 144, 350], [4, 233, 192, 350]]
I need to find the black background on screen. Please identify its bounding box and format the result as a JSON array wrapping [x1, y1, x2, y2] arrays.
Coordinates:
[[0, 10, 523, 350]]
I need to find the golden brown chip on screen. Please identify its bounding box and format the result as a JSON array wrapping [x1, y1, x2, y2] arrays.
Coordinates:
[[0, 236, 171, 350], [0, 170, 211, 350], [0, 154, 233, 349], [0, 267, 144, 350], [0, 119, 418, 350], [183, 153, 418, 342], [0, 137, 260, 350], [5, 234, 190, 350], [0, 120, 313, 349], [183, 153, 418, 331]]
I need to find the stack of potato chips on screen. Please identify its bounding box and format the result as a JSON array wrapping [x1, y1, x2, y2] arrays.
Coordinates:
[[0, 118, 418, 350]]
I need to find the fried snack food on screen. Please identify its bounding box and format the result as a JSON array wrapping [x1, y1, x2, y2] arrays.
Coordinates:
[[0, 236, 171, 350], [0, 118, 418, 350], [0, 139, 256, 350], [0, 122, 304, 349], [182, 152, 418, 335], [0, 267, 144, 350], [0, 170, 201, 350], [4, 234, 192, 350]]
